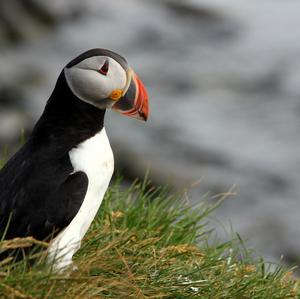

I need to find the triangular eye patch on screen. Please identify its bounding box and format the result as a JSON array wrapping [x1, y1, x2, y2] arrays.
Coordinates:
[[99, 60, 109, 75]]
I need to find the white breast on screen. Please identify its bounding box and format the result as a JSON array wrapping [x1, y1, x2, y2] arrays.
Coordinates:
[[48, 128, 114, 271]]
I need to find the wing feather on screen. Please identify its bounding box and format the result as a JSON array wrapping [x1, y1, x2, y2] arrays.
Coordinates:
[[0, 140, 88, 242]]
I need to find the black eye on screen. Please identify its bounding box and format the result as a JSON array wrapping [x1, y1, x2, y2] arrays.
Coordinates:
[[99, 60, 109, 75]]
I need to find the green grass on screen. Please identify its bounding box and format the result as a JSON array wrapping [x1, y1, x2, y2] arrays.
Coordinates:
[[0, 177, 299, 298]]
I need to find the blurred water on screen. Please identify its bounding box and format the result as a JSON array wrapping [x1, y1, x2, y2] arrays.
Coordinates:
[[0, 0, 300, 265]]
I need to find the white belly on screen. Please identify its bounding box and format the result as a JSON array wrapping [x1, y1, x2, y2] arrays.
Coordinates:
[[48, 128, 114, 271]]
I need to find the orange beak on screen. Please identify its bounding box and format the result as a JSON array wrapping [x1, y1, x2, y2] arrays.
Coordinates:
[[112, 71, 149, 121]]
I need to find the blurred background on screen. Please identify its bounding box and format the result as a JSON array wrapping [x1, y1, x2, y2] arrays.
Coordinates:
[[0, 0, 300, 268]]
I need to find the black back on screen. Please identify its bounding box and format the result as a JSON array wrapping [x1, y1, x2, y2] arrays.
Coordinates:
[[0, 71, 105, 241]]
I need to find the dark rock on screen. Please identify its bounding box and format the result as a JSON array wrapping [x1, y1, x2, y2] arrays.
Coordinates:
[[161, 0, 239, 40], [0, 0, 86, 45]]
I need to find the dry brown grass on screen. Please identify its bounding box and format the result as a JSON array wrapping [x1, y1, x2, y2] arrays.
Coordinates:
[[0, 180, 298, 298]]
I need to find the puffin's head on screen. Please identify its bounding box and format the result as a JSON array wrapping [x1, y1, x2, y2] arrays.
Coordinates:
[[64, 48, 149, 121]]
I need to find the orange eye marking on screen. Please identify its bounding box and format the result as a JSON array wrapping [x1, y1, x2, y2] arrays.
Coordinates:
[[110, 89, 123, 101]]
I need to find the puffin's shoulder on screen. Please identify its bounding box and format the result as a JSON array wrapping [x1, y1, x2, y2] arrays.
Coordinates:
[[0, 138, 83, 238]]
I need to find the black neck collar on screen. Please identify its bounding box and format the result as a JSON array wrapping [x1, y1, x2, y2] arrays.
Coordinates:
[[31, 72, 106, 153]]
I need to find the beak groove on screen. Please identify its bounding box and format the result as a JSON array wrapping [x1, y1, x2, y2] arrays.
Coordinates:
[[112, 70, 149, 121]]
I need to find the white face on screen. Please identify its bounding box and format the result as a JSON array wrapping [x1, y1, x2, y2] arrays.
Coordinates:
[[64, 56, 127, 108]]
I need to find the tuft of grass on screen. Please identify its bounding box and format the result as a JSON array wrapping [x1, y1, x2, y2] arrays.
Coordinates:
[[0, 178, 299, 298]]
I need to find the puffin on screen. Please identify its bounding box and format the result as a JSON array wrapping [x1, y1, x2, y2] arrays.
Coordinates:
[[0, 48, 149, 271]]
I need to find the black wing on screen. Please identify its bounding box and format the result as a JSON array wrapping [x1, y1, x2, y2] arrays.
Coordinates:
[[0, 140, 88, 241], [22, 171, 88, 240]]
